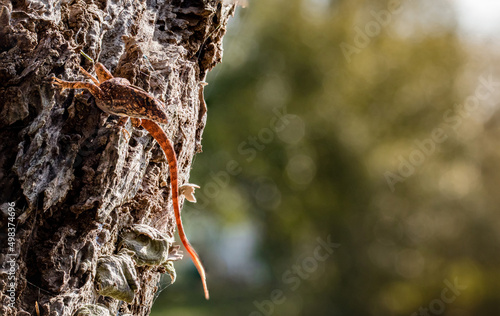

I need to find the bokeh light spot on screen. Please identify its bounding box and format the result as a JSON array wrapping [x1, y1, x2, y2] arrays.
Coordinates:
[[277, 114, 306, 145], [286, 154, 317, 187]]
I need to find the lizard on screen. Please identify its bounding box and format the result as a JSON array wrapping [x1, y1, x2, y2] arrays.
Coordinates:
[[50, 62, 209, 300]]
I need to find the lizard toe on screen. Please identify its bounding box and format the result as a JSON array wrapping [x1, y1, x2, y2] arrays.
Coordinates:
[[120, 127, 131, 141]]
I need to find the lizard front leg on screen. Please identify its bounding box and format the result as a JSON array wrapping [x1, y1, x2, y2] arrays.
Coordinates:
[[78, 66, 100, 85], [51, 77, 107, 101], [51, 77, 131, 138]]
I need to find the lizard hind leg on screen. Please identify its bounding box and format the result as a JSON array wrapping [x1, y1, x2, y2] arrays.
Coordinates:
[[130, 118, 142, 127], [116, 117, 131, 140]]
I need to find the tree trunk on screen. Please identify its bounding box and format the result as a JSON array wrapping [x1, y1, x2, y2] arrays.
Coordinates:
[[0, 0, 234, 314]]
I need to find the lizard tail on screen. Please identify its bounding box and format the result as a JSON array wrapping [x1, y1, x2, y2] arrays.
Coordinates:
[[141, 119, 209, 300]]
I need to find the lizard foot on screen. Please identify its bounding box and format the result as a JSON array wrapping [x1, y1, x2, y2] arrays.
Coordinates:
[[119, 127, 131, 140], [116, 117, 131, 141], [50, 77, 69, 92]]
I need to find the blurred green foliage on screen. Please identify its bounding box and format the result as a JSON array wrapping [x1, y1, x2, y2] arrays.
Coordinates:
[[152, 0, 500, 315]]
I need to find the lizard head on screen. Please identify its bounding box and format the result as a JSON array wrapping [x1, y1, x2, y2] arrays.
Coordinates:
[[95, 62, 114, 83]]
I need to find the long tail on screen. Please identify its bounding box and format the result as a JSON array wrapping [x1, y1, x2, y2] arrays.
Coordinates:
[[141, 119, 209, 300]]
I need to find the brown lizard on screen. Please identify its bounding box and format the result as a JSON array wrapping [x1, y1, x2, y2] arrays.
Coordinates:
[[50, 62, 209, 300]]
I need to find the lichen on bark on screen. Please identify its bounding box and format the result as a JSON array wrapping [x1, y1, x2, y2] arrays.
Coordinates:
[[0, 0, 235, 315]]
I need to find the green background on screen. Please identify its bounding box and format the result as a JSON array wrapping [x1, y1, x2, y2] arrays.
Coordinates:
[[152, 1, 500, 315]]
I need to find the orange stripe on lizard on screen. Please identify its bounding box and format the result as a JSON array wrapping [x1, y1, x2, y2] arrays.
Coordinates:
[[140, 119, 209, 300]]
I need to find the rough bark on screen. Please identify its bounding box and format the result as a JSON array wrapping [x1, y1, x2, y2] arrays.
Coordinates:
[[0, 0, 234, 314]]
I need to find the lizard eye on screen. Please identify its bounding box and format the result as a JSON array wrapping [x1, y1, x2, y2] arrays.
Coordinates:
[[146, 98, 155, 107]]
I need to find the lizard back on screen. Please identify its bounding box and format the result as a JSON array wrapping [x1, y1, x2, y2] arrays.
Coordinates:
[[99, 78, 169, 124]]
